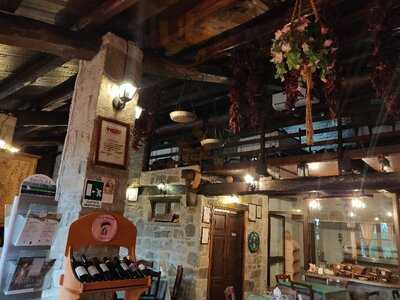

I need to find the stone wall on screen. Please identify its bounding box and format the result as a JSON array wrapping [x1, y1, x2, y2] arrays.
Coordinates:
[[124, 191, 202, 299], [124, 167, 270, 300], [243, 195, 269, 299]]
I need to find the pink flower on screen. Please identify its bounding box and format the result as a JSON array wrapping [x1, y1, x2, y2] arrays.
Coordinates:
[[273, 52, 283, 64], [302, 42, 310, 52], [282, 23, 291, 33], [281, 43, 291, 53], [321, 26, 329, 35], [324, 39, 334, 47], [274, 30, 283, 40], [296, 17, 310, 32]]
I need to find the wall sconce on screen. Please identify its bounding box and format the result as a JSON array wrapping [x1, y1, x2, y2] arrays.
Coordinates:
[[309, 199, 321, 210], [113, 81, 138, 111], [378, 155, 392, 172], [157, 182, 168, 195], [244, 174, 257, 191], [126, 186, 139, 202]]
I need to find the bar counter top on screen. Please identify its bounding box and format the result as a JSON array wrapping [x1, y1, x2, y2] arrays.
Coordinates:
[[305, 272, 400, 289]]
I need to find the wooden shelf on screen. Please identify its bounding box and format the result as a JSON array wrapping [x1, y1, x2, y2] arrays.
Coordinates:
[[59, 212, 151, 300]]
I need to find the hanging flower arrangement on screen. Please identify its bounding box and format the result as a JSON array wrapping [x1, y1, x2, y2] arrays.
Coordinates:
[[270, 0, 337, 145]]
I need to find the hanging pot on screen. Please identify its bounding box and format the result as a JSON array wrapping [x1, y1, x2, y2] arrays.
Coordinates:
[[170, 110, 196, 123], [200, 138, 221, 148]]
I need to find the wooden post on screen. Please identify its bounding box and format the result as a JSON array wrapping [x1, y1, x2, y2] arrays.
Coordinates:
[[393, 194, 400, 272]]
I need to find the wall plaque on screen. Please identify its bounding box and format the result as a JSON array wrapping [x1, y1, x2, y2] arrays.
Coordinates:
[[95, 117, 129, 169]]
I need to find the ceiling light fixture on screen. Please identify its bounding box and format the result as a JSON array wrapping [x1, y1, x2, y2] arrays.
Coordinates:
[[309, 199, 321, 210]]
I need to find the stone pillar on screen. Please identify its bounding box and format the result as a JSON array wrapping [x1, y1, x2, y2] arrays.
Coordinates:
[[45, 33, 143, 300]]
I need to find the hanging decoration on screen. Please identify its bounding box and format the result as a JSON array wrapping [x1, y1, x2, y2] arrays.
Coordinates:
[[229, 46, 268, 134], [270, 0, 337, 145], [369, 0, 400, 118], [131, 89, 159, 151]]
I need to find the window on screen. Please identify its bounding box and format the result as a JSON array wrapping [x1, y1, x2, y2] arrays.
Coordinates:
[[308, 192, 398, 268]]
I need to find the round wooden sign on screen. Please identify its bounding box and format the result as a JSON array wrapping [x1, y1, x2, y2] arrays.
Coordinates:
[[248, 231, 260, 253], [91, 214, 118, 242]]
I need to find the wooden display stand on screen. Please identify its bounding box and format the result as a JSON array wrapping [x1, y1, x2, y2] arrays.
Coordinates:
[[59, 212, 151, 300]]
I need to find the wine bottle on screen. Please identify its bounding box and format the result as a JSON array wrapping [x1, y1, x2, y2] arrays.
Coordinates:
[[113, 257, 134, 279], [104, 257, 123, 279], [81, 255, 103, 281], [123, 257, 145, 278], [71, 256, 91, 282], [93, 257, 112, 281]]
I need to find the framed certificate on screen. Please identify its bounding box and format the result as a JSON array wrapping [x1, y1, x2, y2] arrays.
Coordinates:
[[95, 117, 130, 169], [202, 206, 211, 224], [248, 204, 256, 222], [201, 227, 210, 244], [256, 205, 262, 219]]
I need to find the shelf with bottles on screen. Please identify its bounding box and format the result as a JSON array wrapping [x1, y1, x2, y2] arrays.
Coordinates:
[[60, 212, 151, 300]]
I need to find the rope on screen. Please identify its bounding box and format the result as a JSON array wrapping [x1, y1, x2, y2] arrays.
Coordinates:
[[291, 0, 320, 23], [309, 0, 320, 21], [305, 67, 314, 145]]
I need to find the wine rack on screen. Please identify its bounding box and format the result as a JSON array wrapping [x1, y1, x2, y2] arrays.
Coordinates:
[[59, 212, 151, 300]]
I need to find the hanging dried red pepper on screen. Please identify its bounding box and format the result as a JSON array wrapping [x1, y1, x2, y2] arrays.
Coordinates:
[[369, 0, 400, 118]]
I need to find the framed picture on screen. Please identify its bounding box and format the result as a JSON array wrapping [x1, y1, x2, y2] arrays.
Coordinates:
[[95, 117, 130, 169], [201, 227, 210, 244], [248, 204, 256, 222], [202, 206, 211, 224], [256, 205, 262, 219]]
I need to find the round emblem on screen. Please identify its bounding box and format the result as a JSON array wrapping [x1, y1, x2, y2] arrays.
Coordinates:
[[248, 231, 260, 253], [91, 214, 118, 242]]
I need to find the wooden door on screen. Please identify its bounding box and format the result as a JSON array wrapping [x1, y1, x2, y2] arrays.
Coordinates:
[[208, 210, 244, 300]]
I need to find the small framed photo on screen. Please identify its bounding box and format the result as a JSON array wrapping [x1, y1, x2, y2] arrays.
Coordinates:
[[201, 227, 210, 244], [202, 206, 211, 224], [248, 204, 256, 222], [95, 117, 130, 169], [256, 205, 262, 219]]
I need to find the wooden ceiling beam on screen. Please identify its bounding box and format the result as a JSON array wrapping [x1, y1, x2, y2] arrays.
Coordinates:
[[0, 0, 23, 12], [38, 76, 76, 111], [153, 0, 269, 55], [200, 171, 400, 196], [12, 111, 68, 127], [0, 15, 228, 104], [74, 0, 140, 31], [184, 0, 347, 64], [0, 55, 66, 102], [0, 11, 99, 60], [143, 54, 230, 84]]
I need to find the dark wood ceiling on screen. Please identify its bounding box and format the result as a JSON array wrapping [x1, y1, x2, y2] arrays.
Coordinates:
[[0, 0, 399, 172]]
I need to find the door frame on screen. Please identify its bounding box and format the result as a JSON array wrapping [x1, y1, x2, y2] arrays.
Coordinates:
[[207, 207, 245, 300], [267, 213, 286, 286]]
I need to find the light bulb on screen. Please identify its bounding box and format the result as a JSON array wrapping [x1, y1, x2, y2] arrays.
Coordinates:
[[244, 174, 254, 184], [309, 199, 321, 210], [119, 82, 137, 102], [0, 139, 5, 149]]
